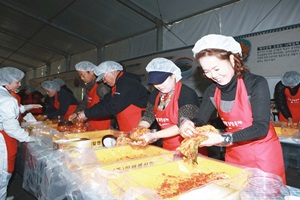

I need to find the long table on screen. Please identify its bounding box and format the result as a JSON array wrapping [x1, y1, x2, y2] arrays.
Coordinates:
[[16, 124, 300, 200]]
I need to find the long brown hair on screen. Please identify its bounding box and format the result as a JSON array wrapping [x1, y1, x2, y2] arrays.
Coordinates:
[[195, 48, 249, 77]]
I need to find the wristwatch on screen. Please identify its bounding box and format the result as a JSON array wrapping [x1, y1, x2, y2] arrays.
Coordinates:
[[221, 134, 233, 145]]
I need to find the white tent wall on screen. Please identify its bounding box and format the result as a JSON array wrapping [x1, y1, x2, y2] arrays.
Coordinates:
[[27, 0, 300, 100], [70, 49, 98, 70], [162, 0, 300, 49], [104, 30, 157, 61], [162, 11, 220, 50], [30, 0, 300, 76]]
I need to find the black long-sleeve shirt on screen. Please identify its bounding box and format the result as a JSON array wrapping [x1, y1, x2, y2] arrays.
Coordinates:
[[193, 72, 271, 143], [274, 81, 300, 119], [84, 72, 149, 118]]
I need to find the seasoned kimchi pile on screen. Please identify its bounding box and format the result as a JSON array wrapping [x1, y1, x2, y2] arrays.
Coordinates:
[[157, 172, 229, 198], [115, 127, 150, 146], [177, 125, 219, 164]]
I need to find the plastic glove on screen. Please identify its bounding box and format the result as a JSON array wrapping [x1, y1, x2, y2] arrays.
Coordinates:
[[179, 117, 197, 138], [287, 117, 293, 127], [131, 132, 158, 146], [199, 132, 224, 147], [24, 104, 42, 111], [68, 113, 77, 121], [77, 111, 87, 121]]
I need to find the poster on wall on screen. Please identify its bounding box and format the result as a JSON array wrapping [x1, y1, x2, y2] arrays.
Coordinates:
[[236, 24, 300, 77]]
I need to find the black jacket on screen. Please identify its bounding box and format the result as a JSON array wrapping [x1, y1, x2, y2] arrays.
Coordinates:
[[84, 72, 149, 118]]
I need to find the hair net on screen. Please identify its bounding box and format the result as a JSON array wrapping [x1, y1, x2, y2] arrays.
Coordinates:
[[41, 80, 61, 91], [95, 61, 123, 82], [145, 58, 182, 82], [281, 71, 300, 87], [0, 67, 25, 85], [192, 34, 242, 58], [75, 61, 96, 72], [52, 78, 65, 87]]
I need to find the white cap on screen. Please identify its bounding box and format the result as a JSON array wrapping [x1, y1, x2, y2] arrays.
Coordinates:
[[0, 67, 24, 85], [192, 34, 242, 58], [95, 61, 123, 82], [146, 58, 182, 82], [41, 80, 60, 91], [75, 61, 96, 72]]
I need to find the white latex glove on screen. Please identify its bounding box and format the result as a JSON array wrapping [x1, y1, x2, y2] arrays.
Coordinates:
[[287, 117, 293, 127], [24, 104, 42, 111], [131, 132, 158, 146], [68, 113, 77, 121], [179, 117, 197, 138], [77, 111, 87, 121], [199, 132, 224, 147]]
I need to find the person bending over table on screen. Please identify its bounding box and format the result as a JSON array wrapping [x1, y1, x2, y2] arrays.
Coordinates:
[[179, 34, 286, 183]]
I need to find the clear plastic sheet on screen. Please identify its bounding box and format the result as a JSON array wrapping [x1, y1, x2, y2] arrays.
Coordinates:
[[66, 167, 118, 200], [39, 148, 112, 200], [23, 140, 120, 200], [21, 125, 258, 200], [23, 142, 54, 199], [22, 138, 249, 200], [21, 122, 62, 148], [91, 155, 250, 200]]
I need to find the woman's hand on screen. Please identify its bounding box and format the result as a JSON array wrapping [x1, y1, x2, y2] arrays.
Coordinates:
[[24, 104, 43, 111], [77, 111, 87, 121], [68, 113, 77, 121], [200, 132, 224, 146], [131, 132, 158, 146], [179, 118, 198, 138], [287, 117, 293, 127]]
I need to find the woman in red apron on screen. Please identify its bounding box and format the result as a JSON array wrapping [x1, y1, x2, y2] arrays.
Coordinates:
[[41, 80, 78, 121], [135, 58, 206, 154], [179, 34, 286, 183], [274, 71, 300, 175], [76, 61, 149, 132], [69, 61, 112, 131], [275, 71, 300, 126], [0, 67, 35, 199]]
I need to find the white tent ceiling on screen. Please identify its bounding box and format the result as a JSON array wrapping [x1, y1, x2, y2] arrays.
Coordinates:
[[0, 0, 239, 72]]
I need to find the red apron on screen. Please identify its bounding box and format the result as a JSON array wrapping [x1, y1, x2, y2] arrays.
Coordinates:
[[112, 72, 145, 132], [154, 82, 183, 150], [54, 93, 77, 121], [279, 87, 300, 123], [214, 78, 286, 183], [9, 91, 21, 105], [9, 91, 22, 122], [154, 82, 207, 154], [1, 130, 17, 173], [87, 83, 111, 131]]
